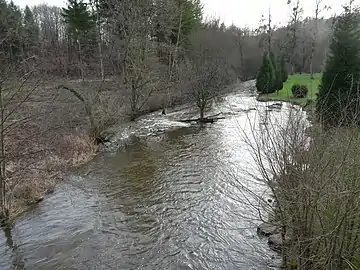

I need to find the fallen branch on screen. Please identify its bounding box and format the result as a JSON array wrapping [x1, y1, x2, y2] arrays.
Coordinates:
[[178, 116, 225, 124]]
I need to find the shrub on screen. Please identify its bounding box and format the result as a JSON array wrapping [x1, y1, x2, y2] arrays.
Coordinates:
[[291, 84, 308, 98]]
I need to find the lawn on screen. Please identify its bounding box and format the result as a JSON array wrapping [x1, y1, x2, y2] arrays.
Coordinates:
[[257, 73, 322, 105]]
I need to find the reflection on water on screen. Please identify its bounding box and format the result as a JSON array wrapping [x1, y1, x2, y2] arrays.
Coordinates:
[[0, 86, 297, 269]]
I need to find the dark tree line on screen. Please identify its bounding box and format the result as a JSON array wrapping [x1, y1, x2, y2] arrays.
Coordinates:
[[0, 0, 333, 81]]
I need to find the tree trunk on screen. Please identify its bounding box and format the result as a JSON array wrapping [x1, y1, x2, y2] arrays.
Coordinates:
[[97, 22, 105, 81], [78, 39, 85, 82], [130, 83, 137, 121], [267, 8, 272, 54], [239, 41, 244, 77], [309, 54, 314, 79], [199, 106, 205, 122], [0, 84, 7, 220], [170, 5, 183, 80]]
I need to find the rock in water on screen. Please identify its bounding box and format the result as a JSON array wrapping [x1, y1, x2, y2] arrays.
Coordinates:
[[268, 232, 292, 251], [35, 196, 44, 203], [257, 223, 280, 237], [268, 233, 283, 251]]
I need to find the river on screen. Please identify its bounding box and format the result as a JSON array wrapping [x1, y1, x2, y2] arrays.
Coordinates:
[[0, 81, 299, 269]]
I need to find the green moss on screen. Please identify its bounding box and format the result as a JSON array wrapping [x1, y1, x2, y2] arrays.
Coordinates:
[[258, 73, 322, 105]]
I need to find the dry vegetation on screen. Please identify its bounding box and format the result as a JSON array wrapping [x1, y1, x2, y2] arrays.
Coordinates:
[[2, 77, 104, 221], [244, 107, 360, 269]]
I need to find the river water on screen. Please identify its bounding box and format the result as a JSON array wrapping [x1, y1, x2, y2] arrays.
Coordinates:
[[0, 81, 299, 269]]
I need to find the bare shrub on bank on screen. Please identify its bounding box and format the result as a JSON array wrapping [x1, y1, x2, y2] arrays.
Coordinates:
[[243, 103, 360, 269]]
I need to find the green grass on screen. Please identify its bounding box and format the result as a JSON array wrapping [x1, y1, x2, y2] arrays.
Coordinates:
[[258, 73, 322, 105]]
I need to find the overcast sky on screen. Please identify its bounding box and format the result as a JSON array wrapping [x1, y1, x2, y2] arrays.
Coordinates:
[[14, 0, 358, 29]]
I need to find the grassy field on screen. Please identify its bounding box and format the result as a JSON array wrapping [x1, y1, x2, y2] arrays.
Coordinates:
[[257, 73, 322, 105]]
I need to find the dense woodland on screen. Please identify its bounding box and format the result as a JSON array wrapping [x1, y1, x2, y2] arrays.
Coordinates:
[[1, 0, 332, 80]]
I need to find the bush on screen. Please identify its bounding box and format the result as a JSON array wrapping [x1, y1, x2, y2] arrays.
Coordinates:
[[291, 84, 308, 98]]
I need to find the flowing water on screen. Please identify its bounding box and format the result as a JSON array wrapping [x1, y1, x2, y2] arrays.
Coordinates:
[[0, 81, 301, 269]]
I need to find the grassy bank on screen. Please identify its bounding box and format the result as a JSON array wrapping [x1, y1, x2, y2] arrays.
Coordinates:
[[257, 73, 322, 105]]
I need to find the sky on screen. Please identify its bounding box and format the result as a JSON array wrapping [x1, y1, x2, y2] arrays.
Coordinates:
[[14, 0, 359, 29]]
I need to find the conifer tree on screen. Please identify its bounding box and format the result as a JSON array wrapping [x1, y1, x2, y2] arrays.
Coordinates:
[[23, 5, 39, 56], [62, 0, 95, 80], [256, 52, 276, 94], [269, 52, 283, 92], [316, 5, 360, 127], [2, 1, 23, 61]]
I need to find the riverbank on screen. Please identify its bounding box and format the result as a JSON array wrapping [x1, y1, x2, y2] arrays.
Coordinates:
[[255, 89, 360, 268], [2, 78, 246, 225], [256, 73, 321, 106]]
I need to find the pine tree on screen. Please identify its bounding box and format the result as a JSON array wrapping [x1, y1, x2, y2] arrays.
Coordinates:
[[62, 0, 95, 80], [62, 0, 95, 36], [153, 0, 203, 46], [170, 0, 203, 45], [269, 52, 283, 92], [316, 6, 360, 127], [256, 52, 276, 94], [1, 1, 23, 61], [23, 5, 39, 57]]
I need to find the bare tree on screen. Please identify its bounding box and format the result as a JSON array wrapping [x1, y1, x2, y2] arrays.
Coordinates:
[[89, 0, 105, 81], [287, 0, 304, 73], [188, 25, 232, 122], [309, 0, 330, 80], [267, 7, 273, 53], [0, 53, 43, 222]]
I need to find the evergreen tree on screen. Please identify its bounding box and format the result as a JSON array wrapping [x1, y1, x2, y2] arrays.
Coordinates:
[[171, 0, 202, 45], [274, 64, 283, 92], [269, 52, 283, 92], [316, 6, 360, 127], [62, 0, 95, 39], [62, 0, 95, 79], [154, 0, 202, 46], [1, 1, 23, 61], [256, 52, 276, 94], [153, 0, 202, 65], [23, 5, 39, 56]]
